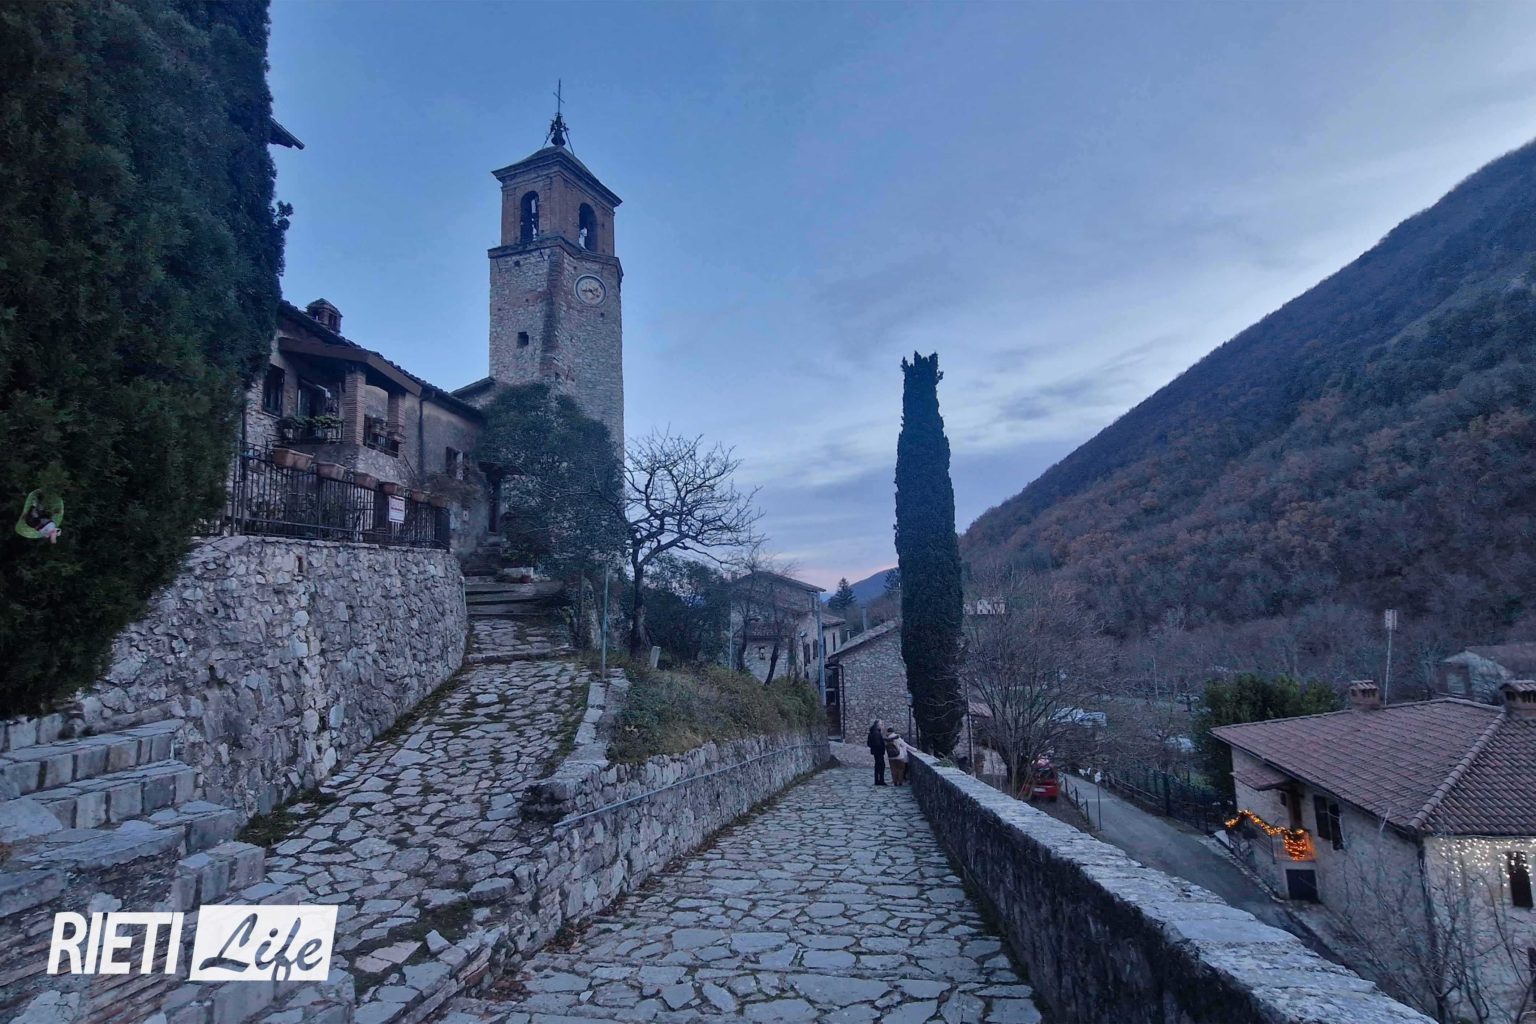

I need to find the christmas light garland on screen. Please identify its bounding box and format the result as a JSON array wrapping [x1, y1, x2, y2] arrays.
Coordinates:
[[1226, 810, 1315, 861]]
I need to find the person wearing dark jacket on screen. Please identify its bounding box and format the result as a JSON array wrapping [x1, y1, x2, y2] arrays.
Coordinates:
[[867, 720, 887, 786]]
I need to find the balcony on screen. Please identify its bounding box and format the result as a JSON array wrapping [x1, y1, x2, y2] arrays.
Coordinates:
[[278, 414, 342, 445]]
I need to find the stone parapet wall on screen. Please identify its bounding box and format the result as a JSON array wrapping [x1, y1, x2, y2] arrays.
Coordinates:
[[906, 754, 1435, 1024], [3, 536, 466, 817], [466, 727, 831, 1007]]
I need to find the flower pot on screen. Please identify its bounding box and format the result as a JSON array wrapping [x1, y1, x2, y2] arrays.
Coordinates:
[[379, 481, 402, 496], [353, 472, 379, 490], [315, 461, 346, 481], [271, 447, 313, 471], [410, 489, 428, 503], [429, 494, 450, 508]]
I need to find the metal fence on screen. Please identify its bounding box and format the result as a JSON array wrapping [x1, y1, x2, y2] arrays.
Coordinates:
[[211, 446, 448, 549], [1104, 764, 1231, 833]]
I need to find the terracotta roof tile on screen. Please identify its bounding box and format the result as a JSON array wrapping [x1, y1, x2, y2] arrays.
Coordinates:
[[1214, 699, 1536, 836]]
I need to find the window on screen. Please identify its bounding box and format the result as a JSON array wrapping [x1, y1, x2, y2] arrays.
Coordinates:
[[1509, 851, 1534, 909], [1313, 796, 1344, 850], [519, 191, 539, 242], [261, 365, 284, 415], [445, 446, 464, 479], [517, 331, 530, 348], [578, 203, 597, 251]]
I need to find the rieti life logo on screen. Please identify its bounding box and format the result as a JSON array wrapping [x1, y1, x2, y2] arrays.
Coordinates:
[[49, 905, 337, 982]]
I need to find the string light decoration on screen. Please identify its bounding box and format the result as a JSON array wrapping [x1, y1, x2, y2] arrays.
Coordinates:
[[1226, 810, 1315, 861]]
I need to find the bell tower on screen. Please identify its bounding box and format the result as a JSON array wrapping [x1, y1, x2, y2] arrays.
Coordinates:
[[480, 105, 624, 443]]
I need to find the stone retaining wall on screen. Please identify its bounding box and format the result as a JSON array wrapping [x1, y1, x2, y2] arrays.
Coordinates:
[[2, 536, 466, 816], [906, 754, 1435, 1024]]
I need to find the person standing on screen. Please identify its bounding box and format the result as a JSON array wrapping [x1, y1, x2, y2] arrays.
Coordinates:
[[866, 719, 887, 786], [885, 726, 914, 786]]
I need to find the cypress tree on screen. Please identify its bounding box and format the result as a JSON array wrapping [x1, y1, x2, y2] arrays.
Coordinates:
[[0, 0, 284, 714], [828, 577, 857, 614], [894, 352, 963, 754]]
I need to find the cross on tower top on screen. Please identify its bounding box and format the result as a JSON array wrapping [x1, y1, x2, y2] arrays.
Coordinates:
[[546, 79, 569, 149]]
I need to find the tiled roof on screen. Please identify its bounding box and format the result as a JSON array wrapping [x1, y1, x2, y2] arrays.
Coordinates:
[[1214, 699, 1536, 836], [277, 301, 481, 418], [827, 620, 900, 662]]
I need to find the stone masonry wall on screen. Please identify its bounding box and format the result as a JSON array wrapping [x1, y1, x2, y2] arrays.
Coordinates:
[[5, 536, 467, 817], [906, 754, 1435, 1024], [833, 625, 908, 742]]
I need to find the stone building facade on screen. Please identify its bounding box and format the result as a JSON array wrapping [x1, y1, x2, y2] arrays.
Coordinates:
[[243, 299, 491, 552], [826, 620, 907, 742], [455, 124, 625, 446]]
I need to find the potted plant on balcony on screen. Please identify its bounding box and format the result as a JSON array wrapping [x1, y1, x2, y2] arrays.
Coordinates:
[[315, 461, 347, 481], [428, 493, 450, 508], [409, 488, 428, 503], [271, 447, 313, 471], [379, 481, 402, 496], [353, 471, 379, 490]]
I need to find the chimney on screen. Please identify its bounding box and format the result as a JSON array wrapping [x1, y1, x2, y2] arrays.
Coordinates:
[[1348, 680, 1381, 711], [305, 298, 341, 333], [1501, 680, 1536, 719]]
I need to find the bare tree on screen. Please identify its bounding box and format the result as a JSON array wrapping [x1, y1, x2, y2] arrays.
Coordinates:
[[726, 547, 810, 683], [961, 568, 1111, 796], [603, 432, 762, 656]]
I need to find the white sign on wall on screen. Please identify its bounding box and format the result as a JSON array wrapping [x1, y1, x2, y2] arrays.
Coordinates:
[[387, 496, 406, 524]]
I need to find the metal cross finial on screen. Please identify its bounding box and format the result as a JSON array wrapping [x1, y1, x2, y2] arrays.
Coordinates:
[[547, 80, 570, 149]]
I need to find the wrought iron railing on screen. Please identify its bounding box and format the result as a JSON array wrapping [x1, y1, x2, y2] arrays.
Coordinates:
[[211, 446, 448, 549], [279, 421, 342, 445]]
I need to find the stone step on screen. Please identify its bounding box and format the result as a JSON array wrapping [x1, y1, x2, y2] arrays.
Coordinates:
[[33, 758, 196, 829], [171, 840, 268, 910], [468, 604, 555, 619], [12, 800, 242, 876], [0, 718, 181, 797]]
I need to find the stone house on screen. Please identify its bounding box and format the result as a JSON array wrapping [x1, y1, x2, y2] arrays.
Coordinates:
[[726, 571, 844, 685], [1214, 681, 1536, 1021], [242, 299, 491, 552], [826, 620, 906, 742], [1436, 643, 1536, 702]]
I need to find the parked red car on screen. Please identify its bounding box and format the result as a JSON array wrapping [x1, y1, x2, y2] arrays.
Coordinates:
[[1022, 758, 1060, 802]]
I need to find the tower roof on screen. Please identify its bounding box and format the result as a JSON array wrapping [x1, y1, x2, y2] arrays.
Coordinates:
[[492, 145, 621, 209]]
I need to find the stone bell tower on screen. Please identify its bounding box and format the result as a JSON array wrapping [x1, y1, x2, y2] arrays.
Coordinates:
[[479, 108, 624, 444]]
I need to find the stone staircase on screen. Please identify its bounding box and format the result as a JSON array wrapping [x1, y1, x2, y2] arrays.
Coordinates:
[[463, 578, 564, 621], [0, 719, 283, 1024]]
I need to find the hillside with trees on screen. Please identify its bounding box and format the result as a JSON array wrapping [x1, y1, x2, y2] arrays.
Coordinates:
[[962, 139, 1536, 682]]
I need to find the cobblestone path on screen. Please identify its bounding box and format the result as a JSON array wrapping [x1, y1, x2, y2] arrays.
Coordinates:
[[253, 616, 590, 1017], [442, 767, 1043, 1024]]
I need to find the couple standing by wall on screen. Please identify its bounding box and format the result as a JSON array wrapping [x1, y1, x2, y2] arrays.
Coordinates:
[[866, 720, 916, 785]]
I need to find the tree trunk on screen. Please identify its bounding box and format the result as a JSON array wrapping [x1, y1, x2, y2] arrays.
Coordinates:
[[764, 640, 780, 683], [629, 563, 649, 655]]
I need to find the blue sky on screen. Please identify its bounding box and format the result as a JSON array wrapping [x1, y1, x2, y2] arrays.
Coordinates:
[[268, 1, 1536, 589]]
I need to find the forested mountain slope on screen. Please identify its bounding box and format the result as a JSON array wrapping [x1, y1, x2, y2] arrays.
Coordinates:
[[962, 140, 1536, 645]]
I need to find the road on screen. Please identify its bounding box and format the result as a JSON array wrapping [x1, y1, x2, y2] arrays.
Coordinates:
[[1054, 774, 1307, 940]]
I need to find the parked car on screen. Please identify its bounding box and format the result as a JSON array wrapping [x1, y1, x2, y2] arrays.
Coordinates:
[[1022, 757, 1060, 802]]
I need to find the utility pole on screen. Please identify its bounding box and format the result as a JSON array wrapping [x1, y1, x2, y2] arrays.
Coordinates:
[[1383, 608, 1398, 703], [814, 599, 827, 705], [600, 566, 609, 677]]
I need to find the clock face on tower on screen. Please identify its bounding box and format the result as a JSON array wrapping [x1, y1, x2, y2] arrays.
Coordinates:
[[574, 275, 606, 306]]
